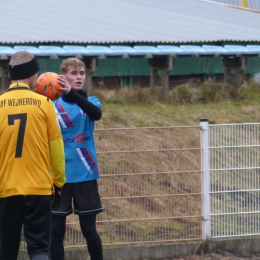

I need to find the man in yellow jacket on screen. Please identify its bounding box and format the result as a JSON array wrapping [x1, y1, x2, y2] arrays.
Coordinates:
[[0, 51, 66, 260]]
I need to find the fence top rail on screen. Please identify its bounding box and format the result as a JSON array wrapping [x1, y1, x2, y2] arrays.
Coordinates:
[[209, 122, 260, 127], [95, 125, 200, 131]]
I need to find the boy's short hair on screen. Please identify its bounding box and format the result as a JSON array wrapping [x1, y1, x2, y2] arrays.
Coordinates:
[[9, 51, 40, 80], [60, 58, 86, 73], [9, 51, 34, 66]]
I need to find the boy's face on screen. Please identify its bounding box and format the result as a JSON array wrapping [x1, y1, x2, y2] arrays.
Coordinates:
[[63, 66, 86, 91]]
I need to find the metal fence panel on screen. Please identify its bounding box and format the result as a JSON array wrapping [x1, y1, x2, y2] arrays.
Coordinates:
[[65, 126, 202, 248], [18, 122, 260, 254], [209, 123, 260, 239]]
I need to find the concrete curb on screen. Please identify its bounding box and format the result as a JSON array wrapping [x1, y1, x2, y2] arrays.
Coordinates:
[[17, 238, 260, 260]]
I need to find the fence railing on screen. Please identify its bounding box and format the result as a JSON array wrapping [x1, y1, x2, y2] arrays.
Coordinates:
[[65, 126, 203, 248], [19, 121, 260, 252], [209, 122, 260, 239]]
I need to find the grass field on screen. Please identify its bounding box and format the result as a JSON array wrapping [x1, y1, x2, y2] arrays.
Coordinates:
[[92, 79, 260, 129], [75, 79, 259, 244], [89, 79, 260, 245]]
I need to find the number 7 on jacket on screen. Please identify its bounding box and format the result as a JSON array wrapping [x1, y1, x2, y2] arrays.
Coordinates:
[[8, 113, 27, 158]]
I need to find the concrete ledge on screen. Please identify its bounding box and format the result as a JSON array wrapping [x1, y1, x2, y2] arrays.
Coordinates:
[[17, 238, 260, 260]]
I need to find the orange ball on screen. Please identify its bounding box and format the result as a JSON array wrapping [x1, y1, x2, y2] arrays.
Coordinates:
[[34, 72, 62, 101]]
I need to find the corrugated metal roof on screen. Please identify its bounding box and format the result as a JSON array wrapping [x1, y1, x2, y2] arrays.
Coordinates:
[[209, 0, 260, 10], [1, 0, 260, 44]]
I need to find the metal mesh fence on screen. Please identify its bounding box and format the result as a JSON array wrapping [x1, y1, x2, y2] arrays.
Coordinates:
[[64, 126, 202, 248], [209, 123, 260, 238], [17, 122, 260, 253]]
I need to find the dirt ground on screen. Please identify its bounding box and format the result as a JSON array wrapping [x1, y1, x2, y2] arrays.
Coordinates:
[[168, 252, 260, 259]]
